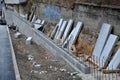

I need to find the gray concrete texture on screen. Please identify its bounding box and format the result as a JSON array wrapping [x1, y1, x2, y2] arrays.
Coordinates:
[[5, 9, 90, 74], [0, 26, 16, 80]]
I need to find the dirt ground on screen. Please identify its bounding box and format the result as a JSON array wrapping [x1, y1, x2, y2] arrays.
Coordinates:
[[10, 30, 82, 80]]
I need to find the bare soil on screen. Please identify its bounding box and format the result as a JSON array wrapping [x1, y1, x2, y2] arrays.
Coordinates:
[[10, 30, 82, 80]]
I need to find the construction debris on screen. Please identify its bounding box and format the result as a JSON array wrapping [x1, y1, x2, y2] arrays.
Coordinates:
[[26, 37, 32, 45], [14, 32, 21, 38]]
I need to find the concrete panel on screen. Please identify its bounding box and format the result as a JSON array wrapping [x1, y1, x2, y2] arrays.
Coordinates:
[[99, 34, 118, 67], [107, 48, 120, 69], [54, 18, 63, 40], [56, 21, 67, 40], [61, 19, 73, 44], [63, 22, 83, 49], [92, 23, 112, 62]]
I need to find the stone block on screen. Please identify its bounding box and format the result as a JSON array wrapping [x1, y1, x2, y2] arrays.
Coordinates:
[[14, 32, 21, 38], [26, 37, 32, 45]]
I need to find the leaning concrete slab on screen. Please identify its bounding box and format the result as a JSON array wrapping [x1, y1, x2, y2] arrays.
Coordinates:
[[56, 21, 67, 41], [107, 48, 120, 69], [61, 19, 73, 44], [92, 23, 112, 62], [54, 18, 63, 40], [99, 34, 118, 68], [63, 22, 83, 50]]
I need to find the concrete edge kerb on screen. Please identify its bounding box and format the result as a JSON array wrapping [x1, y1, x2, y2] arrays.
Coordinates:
[[7, 26, 21, 80]]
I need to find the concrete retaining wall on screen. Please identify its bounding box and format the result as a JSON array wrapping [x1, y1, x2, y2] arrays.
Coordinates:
[[5, 9, 90, 74]]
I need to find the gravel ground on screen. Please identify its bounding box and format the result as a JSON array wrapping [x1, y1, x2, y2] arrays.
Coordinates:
[[10, 30, 82, 80]]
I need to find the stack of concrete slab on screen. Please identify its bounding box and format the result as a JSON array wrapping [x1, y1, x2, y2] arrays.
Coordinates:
[[91, 23, 120, 71], [99, 34, 118, 68], [92, 23, 112, 63], [63, 22, 83, 50]]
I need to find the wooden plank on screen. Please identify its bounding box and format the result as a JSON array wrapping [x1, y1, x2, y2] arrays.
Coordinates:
[[99, 34, 118, 68]]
